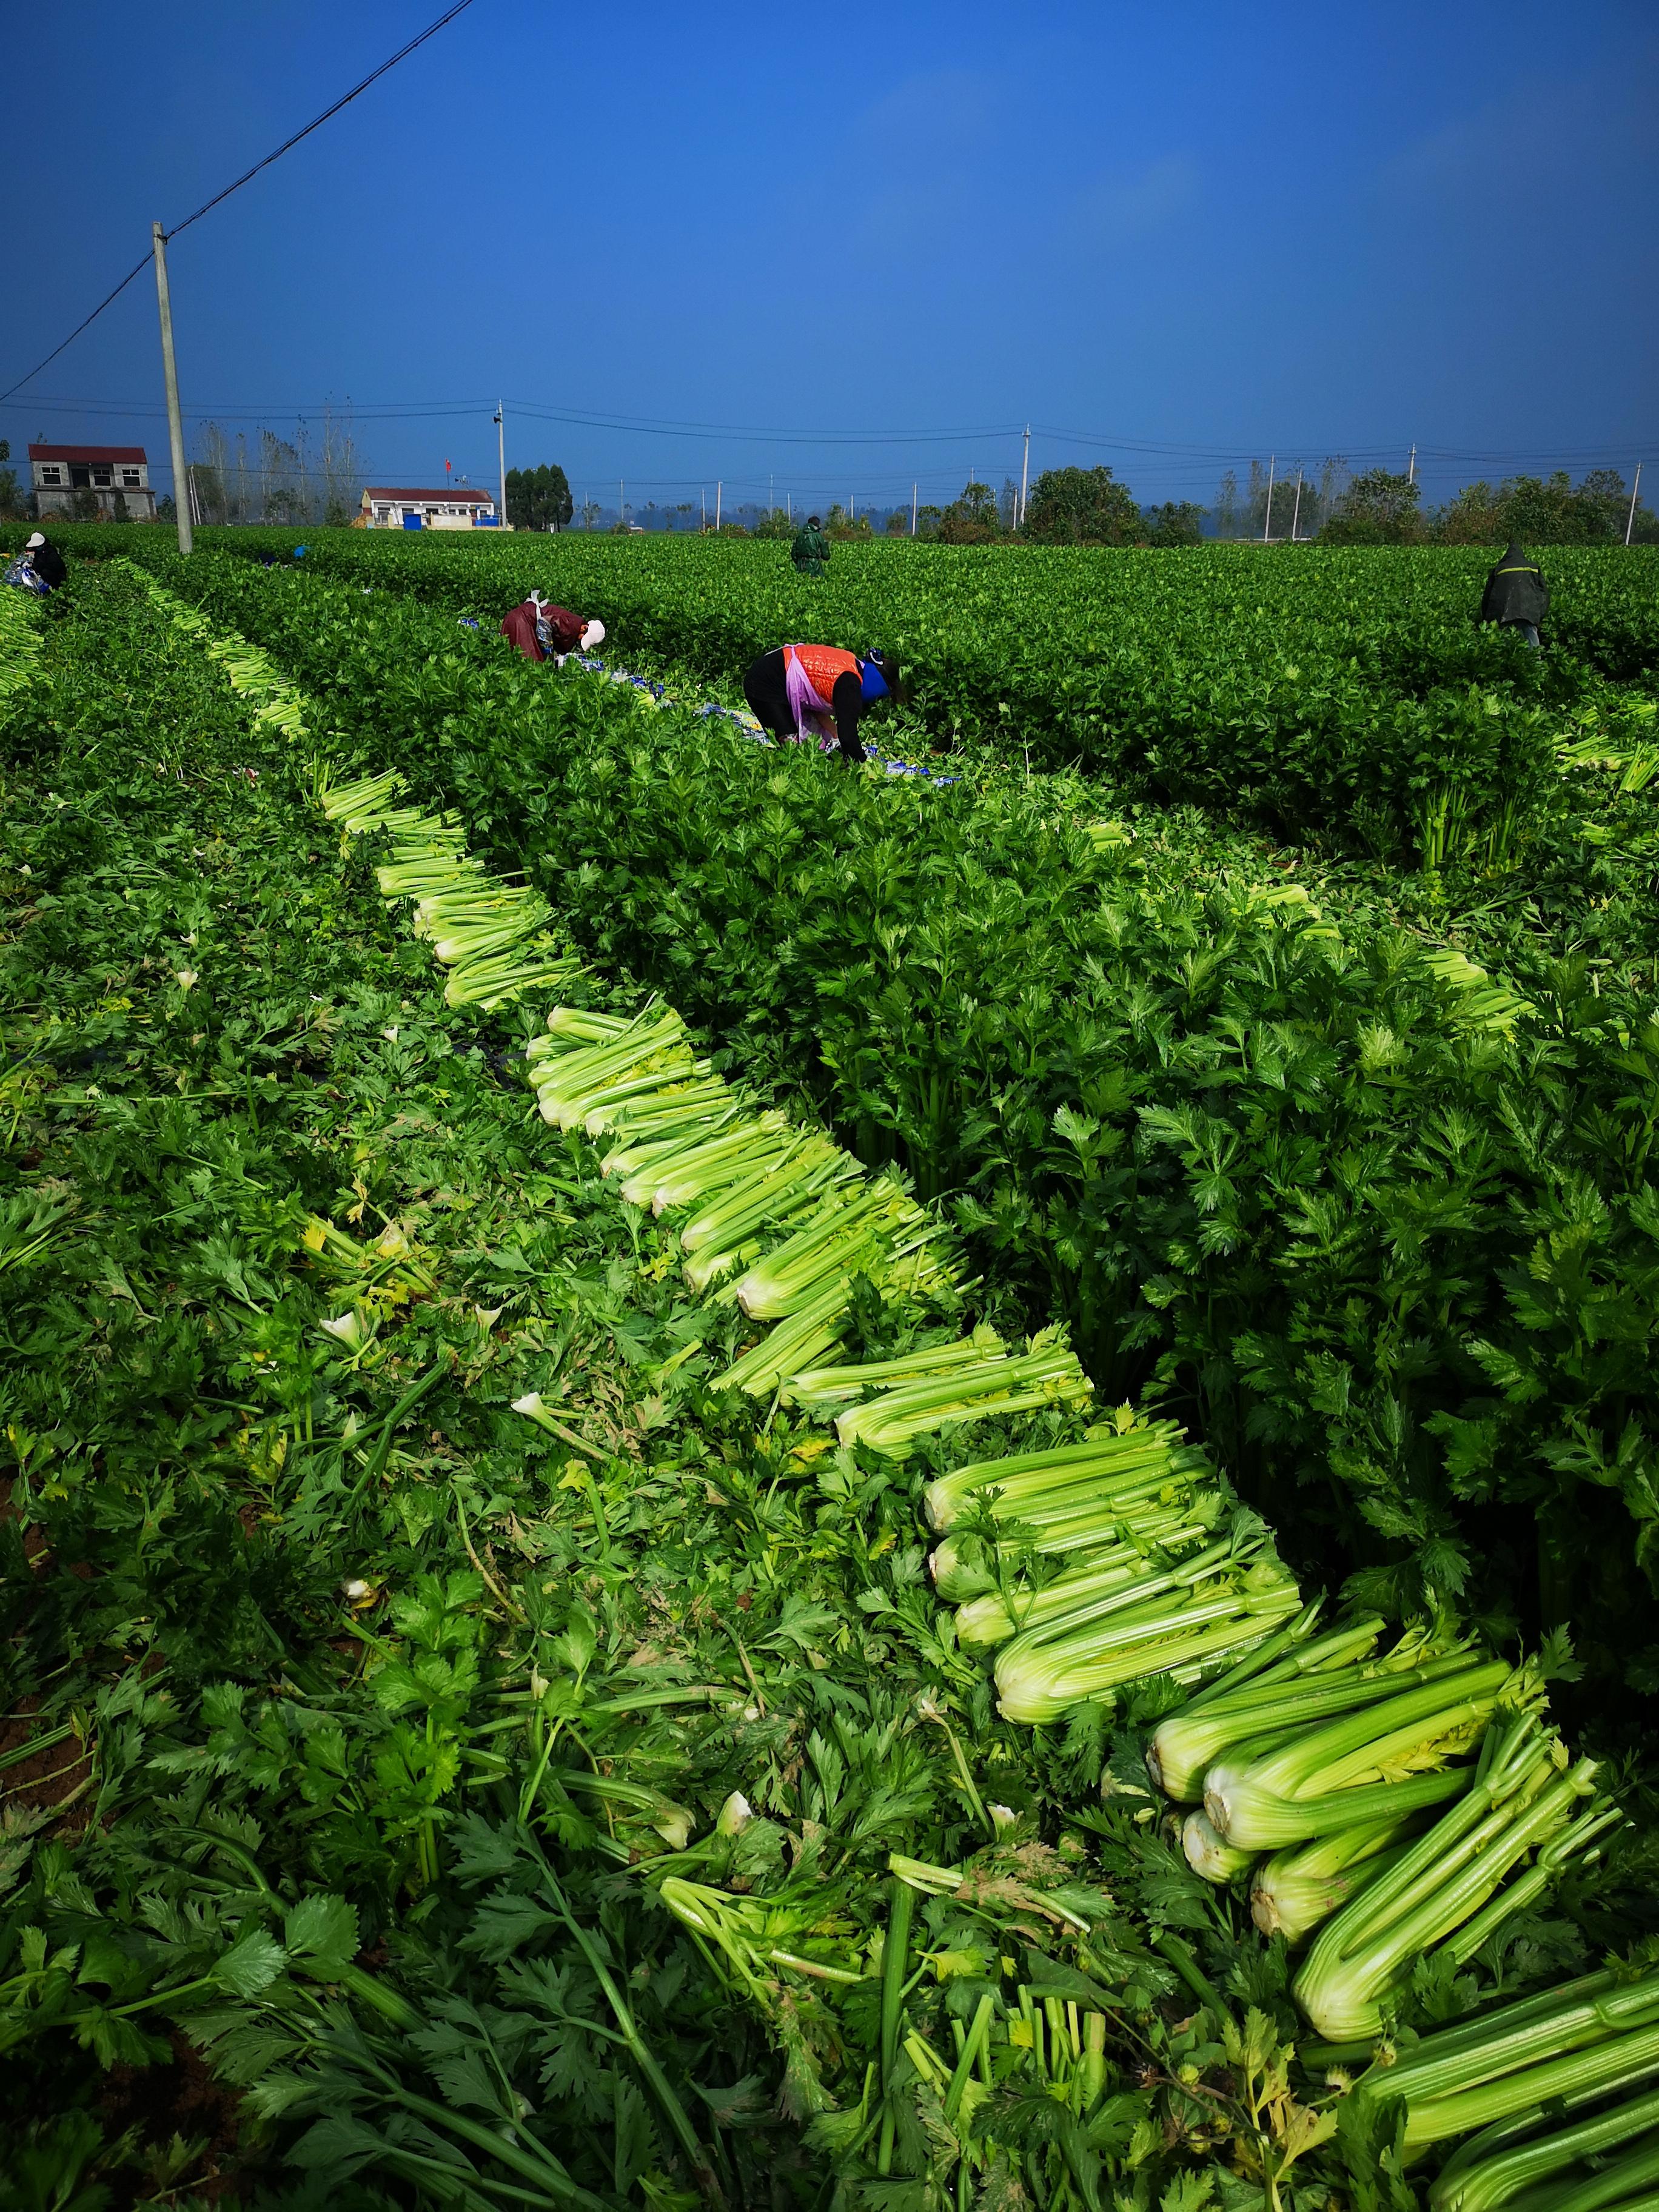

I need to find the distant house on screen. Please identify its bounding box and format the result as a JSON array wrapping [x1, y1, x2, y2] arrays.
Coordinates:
[[361, 486, 500, 531], [30, 444, 156, 521]]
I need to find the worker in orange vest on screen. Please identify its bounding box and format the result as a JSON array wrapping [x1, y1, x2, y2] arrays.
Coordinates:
[[741, 643, 899, 762]]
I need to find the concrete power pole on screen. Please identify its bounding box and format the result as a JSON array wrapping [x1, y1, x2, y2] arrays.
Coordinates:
[[1262, 454, 1275, 544], [493, 403, 508, 528], [1290, 467, 1304, 543], [716, 480, 722, 531], [1407, 444, 1416, 485], [911, 481, 918, 536], [1019, 423, 1030, 528], [151, 223, 192, 555], [1627, 463, 1644, 546]]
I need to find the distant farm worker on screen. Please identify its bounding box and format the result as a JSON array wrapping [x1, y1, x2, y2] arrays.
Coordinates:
[[791, 514, 830, 578], [500, 591, 606, 664], [1478, 540, 1549, 648], [742, 643, 899, 764], [3, 531, 67, 594]]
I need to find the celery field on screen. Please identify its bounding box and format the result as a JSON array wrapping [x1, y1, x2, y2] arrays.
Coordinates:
[[4, 529, 1659, 2211]]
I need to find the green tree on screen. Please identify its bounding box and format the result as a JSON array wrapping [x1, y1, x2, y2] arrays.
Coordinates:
[[914, 504, 944, 539], [885, 508, 910, 535], [1021, 465, 1141, 545], [937, 479, 1004, 544], [70, 486, 102, 523], [0, 439, 22, 520], [505, 463, 574, 532], [751, 508, 793, 539], [1320, 468, 1423, 544], [1142, 500, 1206, 547]]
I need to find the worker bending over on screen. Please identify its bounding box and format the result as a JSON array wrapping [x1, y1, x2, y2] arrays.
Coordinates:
[[501, 592, 605, 663], [1478, 540, 1548, 648], [791, 515, 830, 577], [4, 531, 66, 595], [742, 643, 898, 764]]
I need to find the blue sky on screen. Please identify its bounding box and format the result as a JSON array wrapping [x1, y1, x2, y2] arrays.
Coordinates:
[[7, 0, 1656, 514]]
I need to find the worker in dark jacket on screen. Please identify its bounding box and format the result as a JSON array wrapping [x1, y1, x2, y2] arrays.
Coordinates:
[[791, 515, 830, 578], [501, 593, 605, 663], [1479, 541, 1549, 648], [742, 643, 899, 763], [23, 532, 66, 590]]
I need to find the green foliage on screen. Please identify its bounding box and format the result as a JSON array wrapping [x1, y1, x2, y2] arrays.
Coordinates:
[[505, 463, 574, 532], [1023, 466, 1143, 546], [1321, 469, 1425, 545]]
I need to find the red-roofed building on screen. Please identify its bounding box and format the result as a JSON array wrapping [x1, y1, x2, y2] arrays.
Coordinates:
[[360, 485, 500, 531], [30, 444, 156, 521]]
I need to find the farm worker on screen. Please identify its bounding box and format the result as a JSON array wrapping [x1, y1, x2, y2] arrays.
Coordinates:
[[1478, 540, 1548, 648], [8, 531, 67, 592], [742, 643, 899, 764], [501, 592, 605, 664], [791, 514, 830, 578]]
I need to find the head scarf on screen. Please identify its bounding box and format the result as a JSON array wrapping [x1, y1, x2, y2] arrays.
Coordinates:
[[859, 655, 890, 703], [580, 620, 605, 651], [26, 533, 44, 549]]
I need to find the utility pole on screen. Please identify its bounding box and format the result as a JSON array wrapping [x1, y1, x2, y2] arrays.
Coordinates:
[[786, 493, 791, 525], [1262, 454, 1275, 544], [151, 221, 192, 555], [769, 471, 773, 518], [1627, 463, 1644, 546], [1019, 423, 1030, 528], [1407, 444, 1416, 485], [1290, 466, 1304, 543], [912, 481, 918, 535], [494, 402, 507, 528], [620, 479, 625, 529], [716, 480, 722, 531]]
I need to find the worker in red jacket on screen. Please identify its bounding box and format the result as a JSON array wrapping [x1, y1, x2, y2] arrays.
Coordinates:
[[742, 643, 899, 763], [501, 593, 605, 663]]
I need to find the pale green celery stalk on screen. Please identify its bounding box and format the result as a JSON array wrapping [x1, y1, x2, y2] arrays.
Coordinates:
[[431, 915, 549, 967], [580, 1059, 716, 1134], [602, 1108, 744, 1181], [1431, 2098, 1659, 2212], [677, 1139, 842, 1252], [733, 1187, 899, 1318], [923, 1426, 1191, 1529], [538, 1050, 710, 1131], [597, 1083, 732, 1144], [1250, 1817, 1419, 1942], [786, 1324, 1007, 1410], [930, 1484, 1216, 1601], [322, 769, 405, 820], [1413, 2017, 1659, 2167], [1183, 1808, 1256, 1883], [1202, 1658, 1515, 1848], [1148, 1615, 1395, 1791], [541, 1006, 635, 1048], [1354, 1969, 1635, 2111], [530, 1028, 689, 1105], [1170, 1600, 1329, 1709], [414, 883, 538, 928], [527, 1008, 683, 1086], [954, 1524, 1235, 1649], [1293, 1717, 1598, 2043], [712, 1281, 857, 1395], [1151, 1634, 1481, 1803], [377, 857, 484, 897], [625, 1116, 792, 1209], [444, 950, 580, 1009], [994, 1570, 1304, 1723], [835, 1346, 1092, 1455]]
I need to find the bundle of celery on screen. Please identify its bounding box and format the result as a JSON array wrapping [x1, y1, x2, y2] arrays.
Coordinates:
[[528, 1005, 715, 1133], [1293, 1706, 1617, 2042], [1199, 1652, 1521, 1854], [791, 1325, 1093, 1458], [923, 1418, 1218, 1600], [1342, 1967, 1659, 2193], [993, 1520, 1302, 1726]]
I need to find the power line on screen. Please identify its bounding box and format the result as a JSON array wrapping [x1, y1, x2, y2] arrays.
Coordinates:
[[166, 0, 478, 241], [0, 0, 480, 405]]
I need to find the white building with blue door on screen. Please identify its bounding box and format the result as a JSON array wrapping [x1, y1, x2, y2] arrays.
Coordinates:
[[360, 486, 500, 529]]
